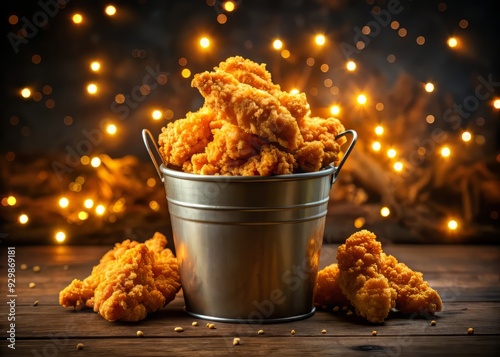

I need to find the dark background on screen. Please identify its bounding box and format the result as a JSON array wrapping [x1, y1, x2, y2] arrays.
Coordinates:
[[1, 0, 499, 245]]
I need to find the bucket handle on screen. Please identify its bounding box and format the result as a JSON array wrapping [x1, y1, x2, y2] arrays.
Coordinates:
[[330, 129, 357, 185], [142, 129, 165, 182]]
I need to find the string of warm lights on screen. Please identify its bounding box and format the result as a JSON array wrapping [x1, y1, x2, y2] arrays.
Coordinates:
[[3, 0, 499, 243]]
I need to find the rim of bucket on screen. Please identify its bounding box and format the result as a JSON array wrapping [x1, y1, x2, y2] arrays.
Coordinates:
[[160, 164, 336, 182]]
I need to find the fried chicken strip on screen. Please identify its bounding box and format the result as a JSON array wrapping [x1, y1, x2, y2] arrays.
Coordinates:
[[381, 252, 443, 315], [337, 230, 396, 323], [192, 64, 303, 151], [314, 263, 351, 308], [59, 232, 181, 321]]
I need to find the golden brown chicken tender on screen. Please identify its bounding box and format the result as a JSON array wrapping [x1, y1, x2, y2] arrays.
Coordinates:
[[337, 230, 396, 323], [315, 230, 443, 322], [59, 232, 181, 322], [381, 252, 443, 315]]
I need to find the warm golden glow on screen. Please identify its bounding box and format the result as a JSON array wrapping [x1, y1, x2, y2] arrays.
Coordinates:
[[393, 161, 404, 172], [106, 123, 117, 135], [425, 82, 434, 93], [152, 110, 163, 120], [199, 37, 210, 48], [146, 178, 156, 187], [95, 204, 106, 215], [223, 1, 235, 12], [72, 13, 83, 24], [55, 231, 66, 243], [80, 156, 90, 165], [371, 141, 381, 151], [387, 148, 397, 158], [21, 88, 31, 98], [91, 157, 101, 167], [447, 37, 458, 48], [357, 94, 367, 105], [440, 146, 451, 157], [315, 34, 326, 46], [19, 214, 29, 224], [273, 39, 283, 50], [447, 219, 458, 230], [59, 197, 69, 208], [380, 207, 390, 217], [493, 99, 500, 109], [281, 49, 290, 59], [354, 217, 366, 229], [7, 196, 17, 206], [149, 200, 160, 211], [290, 88, 300, 95], [346, 61, 356, 71], [78, 211, 89, 221], [181, 68, 191, 78], [84, 198, 94, 209], [87, 83, 98, 94], [375, 125, 384, 135], [90, 61, 101, 72], [330, 105, 340, 116], [105, 5, 117, 16], [426, 114, 435, 124], [461, 131, 472, 142]]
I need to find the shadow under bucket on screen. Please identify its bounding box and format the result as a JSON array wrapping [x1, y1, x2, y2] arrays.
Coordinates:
[[143, 129, 357, 323]]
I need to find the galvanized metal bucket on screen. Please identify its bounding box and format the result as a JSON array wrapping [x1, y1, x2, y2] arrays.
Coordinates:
[[143, 128, 357, 323]]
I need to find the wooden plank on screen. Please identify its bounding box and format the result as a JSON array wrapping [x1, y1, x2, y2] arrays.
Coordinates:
[[3, 302, 499, 339], [3, 336, 499, 357]]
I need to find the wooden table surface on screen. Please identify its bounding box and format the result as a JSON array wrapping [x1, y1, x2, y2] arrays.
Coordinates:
[[1, 243, 499, 356]]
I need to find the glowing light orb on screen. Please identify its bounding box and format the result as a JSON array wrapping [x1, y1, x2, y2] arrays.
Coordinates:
[[380, 207, 391, 217], [273, 39, 283, 50], [199, 37, 210, 48], [315, 34, 326, 46], [447, 219, 458, 230], [447, 37, 458, 48], [346, 61, 356, 71], [357, 94, 367, 105], [19, 214, 29, 224], [105, 5, 117, 16], [91, 157, 101, 167], [72, 14, 83, 24], [106, 124, 117, 135], [425, 82, 435, 93], [330, 105, 340, 115], [90, 61, 101, 72], [440, 146, 451, 157], [55, 231, 66, 243], [21, 88, 31, 98], [87, 83, 98, 94], [152, 110, 163, 120], [461, 131, 472, 142], [59, 197, 69, 208]]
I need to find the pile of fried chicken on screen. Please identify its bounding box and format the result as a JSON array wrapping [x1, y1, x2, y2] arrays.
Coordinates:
[[59, 232, 181, 322], [315, 230, 443, 323], [158, 56, 346, 175]]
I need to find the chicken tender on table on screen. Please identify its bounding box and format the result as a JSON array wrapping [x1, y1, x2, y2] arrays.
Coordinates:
[[59, 232, 181, 322], [315, 230, 443, 323], [158, 56, 346, 176], [381, 252, 443, 315], [337, 230, 396, 323]]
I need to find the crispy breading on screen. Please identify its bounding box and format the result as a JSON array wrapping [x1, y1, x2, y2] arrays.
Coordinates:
[[336, 230, 396, 323], [314, 263, 351, 307], [59, 232, 181, 322], [316, 230, 443, 322], [157, 56, 346, 176], [381, 252, 443, 315]]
